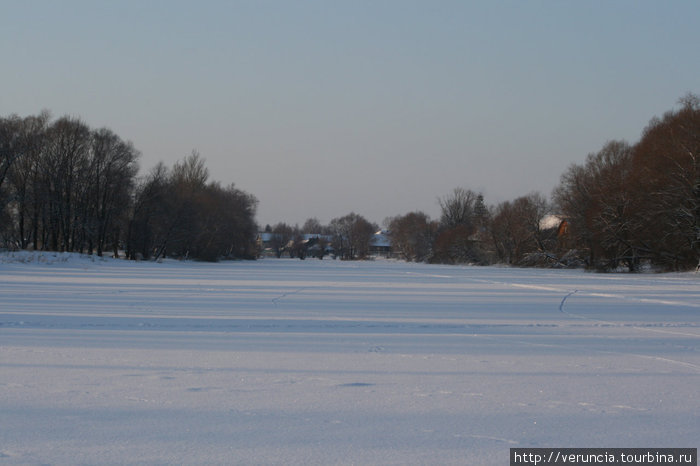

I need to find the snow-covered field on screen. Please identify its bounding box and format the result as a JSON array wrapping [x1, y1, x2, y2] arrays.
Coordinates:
[[1, 252, 699, 465]]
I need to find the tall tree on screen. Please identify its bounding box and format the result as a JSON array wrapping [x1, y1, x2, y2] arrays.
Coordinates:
[[126, 162, 171, 260], [0, 115, 23, 200], [43, 116, 92, 251], [87, 128, 140, 256], [631, 94, 700, 269], [4, 112, 50, 249]]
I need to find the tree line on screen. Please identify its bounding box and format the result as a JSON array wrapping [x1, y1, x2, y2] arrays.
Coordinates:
[[266, 94, 699, 272], [553, 93, 699, 271], [2, 94, 697, 269], [0, 113, 258, 261], [263, 213, 379, 260]]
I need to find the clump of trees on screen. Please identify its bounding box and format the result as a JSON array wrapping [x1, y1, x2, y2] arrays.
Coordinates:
[[261, 214, 380, 260], [0, 113, 258, 261], [386, 211, 437, 262], [490, 192, 555, 266], [554, 94, 699, 271], [262, 220, 329, 259], [387, 94, 699, 271], [329, 212, 378, 260], [0, 113, 139, 256], [126, 152, 258, 261], [431, 188, 490, 264]]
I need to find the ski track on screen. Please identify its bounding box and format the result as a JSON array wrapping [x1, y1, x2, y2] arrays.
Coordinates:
[[271, 287, 307, 306], [405, 269, 700, 372]]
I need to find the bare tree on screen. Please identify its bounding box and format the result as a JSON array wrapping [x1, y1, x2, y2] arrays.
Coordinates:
[[126, 162, 171, 259], [150, 151, 209, 260], [329, 212, 376, 260], [186, 182, 258, 261], [301, 217, 325, 234], [387, 211, 437, 262], [433, 188, 488, 264], [4, 112, 50, 249], [554, 141, 639, 270], [0, 115, 23, 200], [43, 117, 92, 251], [87, 128, 140, 256], [438, 188, 479, 230], [490, 192, 551, 265]]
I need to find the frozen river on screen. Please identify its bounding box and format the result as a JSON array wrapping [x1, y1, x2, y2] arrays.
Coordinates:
[[1, 254, 699, 464]]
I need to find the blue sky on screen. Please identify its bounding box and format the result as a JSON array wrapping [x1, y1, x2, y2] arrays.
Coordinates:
[[2, 1, 698, 227]]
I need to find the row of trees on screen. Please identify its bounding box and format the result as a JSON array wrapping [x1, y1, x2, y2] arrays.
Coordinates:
[[266, 94, 697, 272], [2, 93, 696, 269], [264, 188, 553, 266], [385, 94, 698, 271], [0, 113, 139, 256], [0, 114, 258, 260], [264, 212, 379, 260], [386, 189, 556, 267]]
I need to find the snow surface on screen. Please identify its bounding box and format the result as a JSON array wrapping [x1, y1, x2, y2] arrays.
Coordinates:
[[1, 253, 699, 465]]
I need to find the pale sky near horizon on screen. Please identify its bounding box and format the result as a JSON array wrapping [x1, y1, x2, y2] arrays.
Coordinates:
[[2, 1, 698, 227]]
